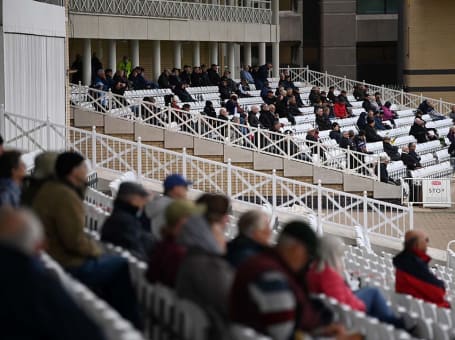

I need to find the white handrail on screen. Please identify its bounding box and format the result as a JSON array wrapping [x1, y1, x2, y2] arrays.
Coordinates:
[[3, 110, 413, 241], [70, 84, 381, 181]]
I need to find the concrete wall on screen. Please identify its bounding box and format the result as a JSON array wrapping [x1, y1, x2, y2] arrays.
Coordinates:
[[320, 0, 357, 79], [356, 14, 398, 42], [69, 14, 278, 43], [402, 0, 455, 103]]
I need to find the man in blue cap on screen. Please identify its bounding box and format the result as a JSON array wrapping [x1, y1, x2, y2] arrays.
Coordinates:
[[145, 174, 192, 240]]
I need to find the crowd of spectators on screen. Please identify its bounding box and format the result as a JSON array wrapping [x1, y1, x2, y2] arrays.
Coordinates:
[[0, 141, 452, 339]]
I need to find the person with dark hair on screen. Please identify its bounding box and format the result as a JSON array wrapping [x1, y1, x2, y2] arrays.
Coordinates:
[[173, 83, 194, 103], [146, 200, 203, 287], [32, 152, 142, 328], [381, 101, 396, 127], [334, 97, 349, 119], [176, 193, 233, 335], [180, 65, 192, 85], [226, 210, 271, 268], [259, 104, 276, 130], [145, 174, 191, 240], [254, 63, 272, 90], [208, 64, 221, 86], [394, 230, 450, 308], [101, 182, 152, 260], [409, 118, 438, 143], [382, 137, 401, 161], [365, 119, 383, 143], [327, 86, 336, 103], [158, 69, 171, 89], [203, 100, 217, 119], [329, 122, 341, 144], [315, 107, 332, 131], [356, 111, 368, 131], [169, 68, 182, 88], [0, 150, 26, 208], [230, 220, 348, 339]]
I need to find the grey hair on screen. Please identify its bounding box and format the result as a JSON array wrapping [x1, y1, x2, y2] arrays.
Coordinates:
[[0, 207, 44, 255], [237, 210, 269, 237], [314, 235, 346, 275]]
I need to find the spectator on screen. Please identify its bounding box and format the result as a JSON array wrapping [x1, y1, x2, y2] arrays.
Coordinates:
[[353, 84, 367, 101], [373, 112, 390, 130], [365, 119, 383, 143], [327, 86, 336, 103], [0, 207, 107, 340], [70, 54, 83, 84], [383, 137, 401, 161], [200, 64, 211, 86], [91, 53, 103, 83], [208, 64, 221, 86], [255, 63, 272, 90], [409, 118, 438, 143], [226, 210, 271, 268], [21, 152, 58, 207], [382, 101, 396, 127], [221, 70, 237, 94], [176, 194, 233, 327], [203, 100, 217, 119], [375, 154, 398, 185], [0, 151, 26, 208], [145, 174, 191, 240], [329, 122, 341, 144], [92, 69, 109, 91], [448, 126, 455, 156], [401, 145, 421, 171], [111, 70, 128, 97], [117, 56, 132, 77], [259, 104, 276, 130], [260, 81, 273, 99], [307, 235, 405, 328], [146, 200, 203, 287], [408, 143, 422, 168], [308, 86, 320, 106], [32, 152, 141, 328], [169, 68, 182, 88], [0, 134, 4, 155], [339, 130, 352, 149], [237, 79, 252, 98], [240, 65, 254, 84], [334, 98, 349, 119], [449, 105, 455, 123], [105, 68, 114, 88], [230, 221, 347, 339], [374, 92, 383, 107], [173, 83, 194, 103], [394, 230, 450, 308], [218, 108, 230, 122], [101, 182, 152, 260], [225, 94, 245, 116], [219, 79, 232, 100], [180, 65, 192, 85], [363, 95, 379, 114], [316, 107, 332, 131], [338, 90, 353, 108], [158, 69, 171, 89], [248, 105, 261, 128], [356, 111, 368, 131], [286, 95, 302, 118], [191, 66, 203, 87], [418, 99, 445, 120]]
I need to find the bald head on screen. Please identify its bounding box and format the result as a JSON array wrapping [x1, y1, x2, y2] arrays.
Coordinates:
[[404, 230, 428, 253]]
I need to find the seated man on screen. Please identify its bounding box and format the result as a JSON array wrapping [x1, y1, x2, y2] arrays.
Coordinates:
[[383, 137, 401, 161], [0, 207, 106, 340], [401, 145, 422, 171], [101, 182, 153, 260], [409, 118, 438, 143], [375, 154, 398, 185], [393, 230, 450, 308], [230, 221, 347, 339], [32, 152, 141, 328], [146, 199, 203, 287], [226, 209, 272, 268]]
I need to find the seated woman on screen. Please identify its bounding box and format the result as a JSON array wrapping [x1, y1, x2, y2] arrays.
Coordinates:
[[306, 235, 405, 329]]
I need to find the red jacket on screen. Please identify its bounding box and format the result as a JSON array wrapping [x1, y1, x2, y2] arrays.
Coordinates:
[[334, 103, 348, 119], [393, 249, 450, 308], [306, 262, 366, 312]]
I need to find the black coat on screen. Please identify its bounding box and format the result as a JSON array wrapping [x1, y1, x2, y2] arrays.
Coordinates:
[[208, 69, 221, 86], [401, 152, 421, 170], [316, 115, 332, 131], [101, 201, 153, 260], [0, 245, 106, 340], [365, 125, 383, 143], [409, 123, 428, 143], [383, 142, 401, 161], [259, 110, 276, 130]]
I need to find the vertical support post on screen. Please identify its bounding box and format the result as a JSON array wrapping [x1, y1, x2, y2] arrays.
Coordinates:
[[272, 42, 279, 78], [108, 89, 112, 111], [131, 40, 140, 68], [317, 179, 322, 233], [193, 41, 201, 67], [227, 158, 232, 197], [347, 146, 351, 172], [83, 38, 92, 86], [182, 147, 187, 178], [244, 42, 252, 67], [408, 203, 414, 231], [46, 115, 51, 150], [227, 120, 231, 143], [439, 98, 443, 113], [305, 65, 309, 85], [400, 89, 404, 105], [324, 71, 328, 89], [272, 169, 277, 212], [174, 41, 182, 69], [108, 39, 117, 71], [258, 42, 266, 66], [343, 75, 347, 91], [287, 134, 291, 159], [210, 42, 218, 66], [377, 157, 381, 182], [91, 126, 97, 170], [0, 104, 5, 139], [257, 126, 261, 150], [137, 136, 142, 182], [78, 81, 82, 103], [152, 40, 161, 82], [363, 191, 368, 231]]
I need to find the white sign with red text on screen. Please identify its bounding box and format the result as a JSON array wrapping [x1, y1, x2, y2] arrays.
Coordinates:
[[422, 179, 451, 208]]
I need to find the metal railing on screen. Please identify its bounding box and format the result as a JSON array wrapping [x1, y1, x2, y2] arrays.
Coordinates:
[[68, 0, 272, 24], [3, 110, 413, 241], [280, 66, 455, 116], [70, 84, 383, 181]]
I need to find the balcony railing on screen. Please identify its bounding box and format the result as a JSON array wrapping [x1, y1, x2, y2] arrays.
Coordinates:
[[68, 0, 272, 24], [35, 0, 65, 6]]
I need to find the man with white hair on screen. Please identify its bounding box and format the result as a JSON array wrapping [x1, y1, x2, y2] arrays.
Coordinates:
[[0, 207, 106, 340], [226, 210, 271, 267]]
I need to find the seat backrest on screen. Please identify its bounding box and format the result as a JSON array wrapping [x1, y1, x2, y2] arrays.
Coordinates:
[[174, 299, 210, 340]]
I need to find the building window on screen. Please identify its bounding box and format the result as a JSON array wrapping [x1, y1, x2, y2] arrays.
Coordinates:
[[357, 0, 398, 14]]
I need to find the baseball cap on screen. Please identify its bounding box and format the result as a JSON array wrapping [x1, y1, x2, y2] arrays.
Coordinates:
[[280, 220, 319, 257], [163, 174, 192, 192], [165, 200, 205, 226], [117, 182, 149, 199]]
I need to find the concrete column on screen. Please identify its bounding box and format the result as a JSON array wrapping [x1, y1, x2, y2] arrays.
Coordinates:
[[210, 42, 218, 65], [272, 0, 279, 25], [108, 39, 117, 71], [152, 40, 161, 81], [83, 38, 91, 86], [131, 40, 140, 68], [228, 43, 235, 77], [174, 41, 182, 69], [258, 42, 266, 65], [272, 42, 280, 77], [193, 41, 200, 66], [244, 42, 252, 67], [221, 43, 226, 72], [97, 40, 103, 60]]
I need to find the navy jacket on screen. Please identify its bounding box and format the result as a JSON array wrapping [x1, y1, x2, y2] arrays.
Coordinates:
[[101, 200, 153, 260], [0, 245, 106, 340], [226, 234, 266, 268]]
